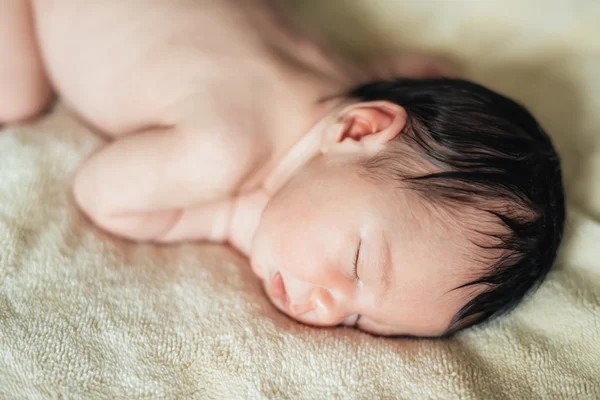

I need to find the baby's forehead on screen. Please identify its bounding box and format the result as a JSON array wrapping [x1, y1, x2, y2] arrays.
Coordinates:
[[376, 191, 503, 327], [354, 159, 512, 331]]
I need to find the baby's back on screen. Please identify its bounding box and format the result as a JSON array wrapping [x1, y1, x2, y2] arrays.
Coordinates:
[[32, 0, 275, 135]]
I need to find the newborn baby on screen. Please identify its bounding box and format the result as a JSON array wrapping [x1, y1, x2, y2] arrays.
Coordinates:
[[1, 0, 565, 337]]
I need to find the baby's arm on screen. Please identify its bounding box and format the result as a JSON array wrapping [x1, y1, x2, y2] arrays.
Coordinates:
[[0, 0, 51, 123], [73, 125, 261, 249]]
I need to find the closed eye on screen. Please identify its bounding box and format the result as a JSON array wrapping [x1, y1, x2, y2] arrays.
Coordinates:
[[353, 240, 361, 280]]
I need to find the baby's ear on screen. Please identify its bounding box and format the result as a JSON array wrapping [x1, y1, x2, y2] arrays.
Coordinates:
[[334, 101, 407, 145]]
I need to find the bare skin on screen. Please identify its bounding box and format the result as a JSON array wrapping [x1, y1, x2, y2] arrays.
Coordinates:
[[0, 0, 470, 337]]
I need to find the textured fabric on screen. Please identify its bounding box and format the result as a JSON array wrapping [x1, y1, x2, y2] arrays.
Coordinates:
[[1, 1, 600, 398]]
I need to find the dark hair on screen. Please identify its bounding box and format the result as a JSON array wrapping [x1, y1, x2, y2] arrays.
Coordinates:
[[348, 78, 565, 335]]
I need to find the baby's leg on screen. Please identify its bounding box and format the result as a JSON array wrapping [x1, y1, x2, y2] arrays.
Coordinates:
[[0, 0, 51, 123]]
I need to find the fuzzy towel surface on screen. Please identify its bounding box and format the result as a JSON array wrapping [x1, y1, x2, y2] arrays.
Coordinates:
[[1, 1, 600, 398]]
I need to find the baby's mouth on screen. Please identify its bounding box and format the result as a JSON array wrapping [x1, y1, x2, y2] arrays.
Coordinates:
[[269, 272, 316, 316]]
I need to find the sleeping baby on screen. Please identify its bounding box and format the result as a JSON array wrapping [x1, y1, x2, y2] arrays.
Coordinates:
[[1, 0, 564, 337]]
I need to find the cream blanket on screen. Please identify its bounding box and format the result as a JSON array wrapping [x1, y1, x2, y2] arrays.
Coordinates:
[[1, 0, 599, 398]]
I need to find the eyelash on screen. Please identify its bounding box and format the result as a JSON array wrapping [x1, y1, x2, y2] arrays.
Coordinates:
[[352, 240, 361, 280]]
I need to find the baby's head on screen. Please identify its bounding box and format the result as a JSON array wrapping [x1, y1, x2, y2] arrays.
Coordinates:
[[251, 78, 565, 337]]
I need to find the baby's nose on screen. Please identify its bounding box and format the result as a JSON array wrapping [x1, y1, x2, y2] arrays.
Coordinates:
[[290, 287, 345, 326]]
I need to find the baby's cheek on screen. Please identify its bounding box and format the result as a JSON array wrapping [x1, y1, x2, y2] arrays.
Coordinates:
[[250, 192, 342, 281], [248, 206, 287, 280], [228, 190, 269, 256]]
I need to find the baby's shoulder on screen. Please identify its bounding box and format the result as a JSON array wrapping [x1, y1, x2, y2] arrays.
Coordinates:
[[168, 98, 273, 194]]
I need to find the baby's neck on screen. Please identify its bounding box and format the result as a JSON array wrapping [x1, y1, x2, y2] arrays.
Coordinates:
[[238, 2, 367, 194], [251, 72, 347, 195], [262, 98, 345, 195], [252, 49, 360, 196]]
